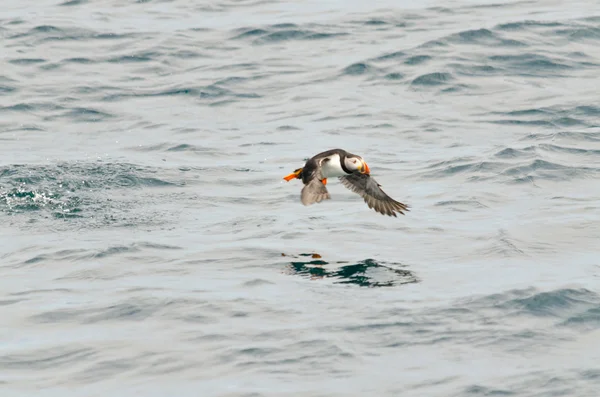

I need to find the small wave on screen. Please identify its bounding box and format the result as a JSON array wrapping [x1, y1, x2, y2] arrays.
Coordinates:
[[489, 119, 555, 127], [501, 159, 599, 181], [535, 143, 600, 156], [562, 307, 600, 329], [362, 19, 389, 26], [421, 158, 505, 179], [487, 53, 573, 75], [434, 199, 489, 211], [0, 103, 36, 112], [166, 144, 216, 153], [463, 385, 513, 395], [522, 131, 600, 142], [554, 25, 600, 41], [495, 20, 564, 31], [475, 229, 526, 257], [372, 51, 406, 62], [233, 25, 346, 44], [102, 84, 259, 103], [504, 289, 600, 317], [419, 155, 595, 184], [63, 57, 94, 64], [456, 28, 494, 40], [0, 346, 96, 370], [404, 55, 431, 65], [488, 105, 600, 129], [493, 147, 534, 159], [0, 85, 16, 94], [450, 62, 501, 77], [60, 0, 88, 5], [31, 299, 166, 324], [384, 72, 404, 80], [126, 142, 224, 156], [234, 28, 269, 39], [342, 62, 373, 76], [8, 58, 46, 65], [411, 72, 453, 86], [106, 52, 159, 63], [276, 125, 300, 131], [8, 25, 133, 44], [53, 107, 114, 123]]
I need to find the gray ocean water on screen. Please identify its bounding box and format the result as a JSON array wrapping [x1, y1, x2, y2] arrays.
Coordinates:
[[2, 0, 600, 396]]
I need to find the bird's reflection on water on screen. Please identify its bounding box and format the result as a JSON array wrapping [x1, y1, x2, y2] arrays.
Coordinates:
[[282, 253, 418, 287]]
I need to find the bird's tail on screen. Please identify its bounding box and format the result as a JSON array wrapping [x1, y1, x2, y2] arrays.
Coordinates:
[[283, 168, 303, 181]]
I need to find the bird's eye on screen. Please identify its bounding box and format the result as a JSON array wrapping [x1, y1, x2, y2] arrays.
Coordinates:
[[352, 160, 357, 164]]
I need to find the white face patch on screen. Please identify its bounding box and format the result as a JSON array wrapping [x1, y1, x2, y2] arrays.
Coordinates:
[[320, 153, 347, 178], [345, 156, 362, 172]]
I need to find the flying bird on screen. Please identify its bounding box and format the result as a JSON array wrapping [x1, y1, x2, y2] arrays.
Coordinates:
[[283, 149, 409, 217]]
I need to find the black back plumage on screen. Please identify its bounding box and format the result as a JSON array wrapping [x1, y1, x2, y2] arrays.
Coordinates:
[[300, 149, 351, 184]]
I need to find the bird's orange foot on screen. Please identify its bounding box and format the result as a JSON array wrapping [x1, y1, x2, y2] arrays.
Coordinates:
[[321, 178, 327, 185]]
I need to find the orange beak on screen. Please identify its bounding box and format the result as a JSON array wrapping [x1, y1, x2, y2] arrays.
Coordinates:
[[361, 161, 370, 175], [283, 168, 303, 181]]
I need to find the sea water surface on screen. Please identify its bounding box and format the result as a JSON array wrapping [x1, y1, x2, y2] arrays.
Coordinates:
[[2, 0, 600, 396]]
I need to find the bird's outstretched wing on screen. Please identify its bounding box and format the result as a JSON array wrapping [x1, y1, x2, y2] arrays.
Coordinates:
[[339, 173, 408, 217], [301, 177, 331, 206]]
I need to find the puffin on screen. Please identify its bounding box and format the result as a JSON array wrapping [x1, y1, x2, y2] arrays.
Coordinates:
[[283, 149, 409, 217]]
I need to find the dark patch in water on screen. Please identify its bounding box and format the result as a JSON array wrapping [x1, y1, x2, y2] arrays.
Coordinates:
[[284, 254, 417, 288]]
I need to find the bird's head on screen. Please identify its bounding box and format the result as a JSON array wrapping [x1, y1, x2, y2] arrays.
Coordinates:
[[345, 155, 370, 175]]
